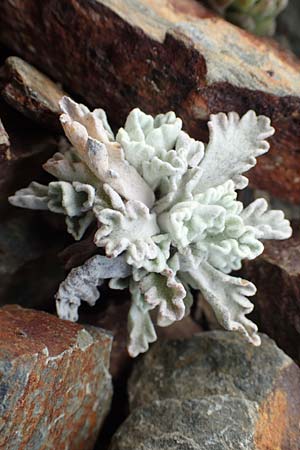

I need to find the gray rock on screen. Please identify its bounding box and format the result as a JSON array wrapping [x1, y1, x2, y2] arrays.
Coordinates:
[[110, 396, 258, 450], [111, 331, 300, 450], [277, 0, 300, 56], [0, 211, 67, 310], [241, 223, 300, 365], [128, 331, 294, 409]]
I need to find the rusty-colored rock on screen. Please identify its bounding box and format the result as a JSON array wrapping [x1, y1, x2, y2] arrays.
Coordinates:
[[0, 56, 66, 131], [111, 331, 300, 450], [241, 222, 300, 365], [0, 304, 113, 450], [0, 1, 300, 202]]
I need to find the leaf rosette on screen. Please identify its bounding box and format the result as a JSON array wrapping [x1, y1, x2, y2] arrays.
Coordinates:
[[9, 97, 292, 357]]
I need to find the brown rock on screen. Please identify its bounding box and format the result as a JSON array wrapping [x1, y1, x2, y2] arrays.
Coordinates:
[[0, 1, 300, 202], [0, 304, 113, 450], [240, 222, 300, 364], [111, 331, 300, 450], [0, 56, 66, 131]]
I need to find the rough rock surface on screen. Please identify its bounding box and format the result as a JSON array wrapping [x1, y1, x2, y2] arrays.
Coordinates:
[[0, 304, 113, 450], [111, 331, 300, 450], [0, 56, 66, 131], [80, 295, 132, 380], [1, 1, 300, 202], [81, 294, 202, 380], [277, 0, 300, 56], [0, 211, 68, 310], [0, 117, 9, 153], [111, 396, 258, 450], [0, 100, 58, 209], [241, 223, 300, 364]]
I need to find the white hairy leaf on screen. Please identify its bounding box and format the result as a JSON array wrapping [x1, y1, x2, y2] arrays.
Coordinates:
[[175, 131, 205, 169], [9, 180, 97, 241], [9, 182, 49, 210], [10, 180, 96, 218], [198, 111, 274, 191], [60, 96, 114, 143], [116, 108, 182, 172], [43, 147, 98, 185], [65, 211, 95, 241], [181, 261, 260, 346], [94, 197, 169, 271], [47, 181, 96, 216], [139, 267, 187, 327], [128, 279, 157, 358], [60, 97, 155, 208], [241, 198, 292, 240], [56, 254, 131, 322], [142, 150, 186, 191]]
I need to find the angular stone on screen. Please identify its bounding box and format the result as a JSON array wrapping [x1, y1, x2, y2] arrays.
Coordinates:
[[0, 304, 113, 450], [157, 315, 202, 342], [110, 396, 258, 450], [277, 0, 300, 57], [0, 211, 68, 310], [119, 331, 300, 450], [80, 294, 202, 380], [0, 100, 58, 209], [0, 1, 300, 202], [0, 117, 9, 154], [0, 56, 66, 131], [241, 223, 300, 364], [80, 295, 132, 381], [129, 331, 299, 407]]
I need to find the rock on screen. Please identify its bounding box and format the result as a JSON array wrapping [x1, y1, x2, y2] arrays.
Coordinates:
[[80, 296, 202, 449], [80, 295, 132, 381], [0, 304, 113, 450], [156, 315, 202, 342], [0, 43, 10, 66], [128, 331, 300, 409], [111, 396, 258, 450], [0, 117, 9, 153], [111, 331, 300, 449], [0, 56, 66, 131], [0, 103, 70, 310], [0, 2, 300, 202], [240, 223, 300, 364], [80, 293, 202, 380], [0, 100, 58, 209], [0, 211, 68, 310], [277, 0, 300, 57]]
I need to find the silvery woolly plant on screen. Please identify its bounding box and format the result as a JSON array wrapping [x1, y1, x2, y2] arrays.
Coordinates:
[[208, 0, 288, 36], [10, 96, 292, 357]]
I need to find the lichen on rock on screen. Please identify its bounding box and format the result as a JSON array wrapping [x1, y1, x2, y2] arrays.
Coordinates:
[[9, 96, 292, 357]]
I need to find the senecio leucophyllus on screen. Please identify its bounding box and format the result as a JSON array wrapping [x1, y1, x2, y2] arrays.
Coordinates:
[[208, 0, 288, 36], [10, 97, 292, 357]]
